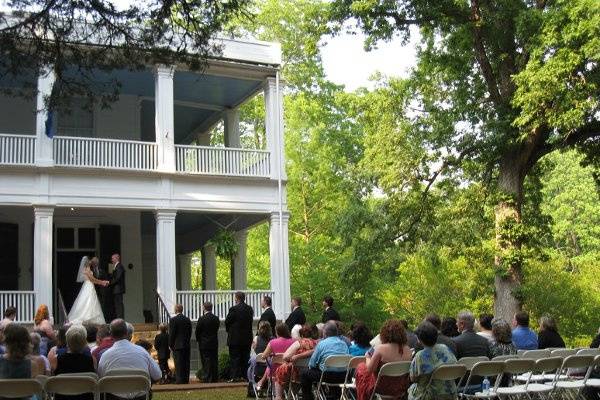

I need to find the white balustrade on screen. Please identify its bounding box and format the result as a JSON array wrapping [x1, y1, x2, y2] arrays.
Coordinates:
[[0, 291, 36, 323], [176, 290, 274, 321], [54, 136, 158, 171], [175, 145, 271, 177], [0, 134, 36, 165]]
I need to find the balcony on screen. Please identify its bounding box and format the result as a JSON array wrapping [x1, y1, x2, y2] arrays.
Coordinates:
[[0, 134, 271, 178]]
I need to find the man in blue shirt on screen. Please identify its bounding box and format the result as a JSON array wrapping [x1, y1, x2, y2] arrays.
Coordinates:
[[301, 321, 349, 400], [512, 311, 538, 350]]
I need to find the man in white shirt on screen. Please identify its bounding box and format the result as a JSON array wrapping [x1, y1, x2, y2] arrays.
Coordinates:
[[98, 319, 162, 398]]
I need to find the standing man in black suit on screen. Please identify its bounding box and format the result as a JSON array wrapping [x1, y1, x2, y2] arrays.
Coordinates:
[[169, 304, 192, 384], [225, 291, 254, 382], [90, 257, 109, 321], [258, 295, 276, 337], [106, 253, 126, 319], [285, 297, 306, 331], [195, 301, 220, 383], [321, 295, 341, 323]]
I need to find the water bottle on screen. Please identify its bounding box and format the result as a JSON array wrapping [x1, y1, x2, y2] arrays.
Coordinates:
[[481, 377, 490, 394]]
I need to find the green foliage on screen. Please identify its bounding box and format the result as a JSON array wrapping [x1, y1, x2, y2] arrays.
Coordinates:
[[208, 229, 239, 260]]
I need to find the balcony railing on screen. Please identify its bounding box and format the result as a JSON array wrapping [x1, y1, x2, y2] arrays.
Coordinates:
[[0, 291, 36, 323], [175, 145, 271, 178], [54, 136, 158, 171], [0, 134, 36, 166], [176, 290, 274, 321]]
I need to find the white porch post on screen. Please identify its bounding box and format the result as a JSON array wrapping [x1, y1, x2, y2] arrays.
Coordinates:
[[33, 206, 54, 319], [224, 108, 241, 148], [264, 77, 285, 180], [202, 244, 217, 290], [232, 230, 248, 290], [178, 253, 192, 291], [35, 68, 56, 166], [269, 212, 291, 320], [154, 65, 176, 172], [156, 210, 177, 311]]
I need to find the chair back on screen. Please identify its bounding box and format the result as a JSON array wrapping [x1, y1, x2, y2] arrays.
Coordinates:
[[348, 356, 366, 370], [492, 354, 518, 361], [460, 361, 504, 393], [561, 355, 594, 369], [59, 372, 99, 380], [45, 376, 97, 395], [271, 354, 285, 364], [521, 349, 550, 360], [457, 356, 489, 370], [98, 375, 151, 398], [577, 348, 600, 357], [533, 357, 563, 373], [503, 359, 535, 374], [370, 361, 411, 400], [0, 379, 43, 398], [293, 357, 310, 369], [255, 352, 267, 363], [431, 364, 468, 381], [550, 349, 576, 358], [323, 355, 352, 370], [104, 368, 150, 379]]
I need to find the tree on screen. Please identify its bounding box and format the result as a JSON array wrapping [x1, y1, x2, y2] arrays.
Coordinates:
[[331, 0, 600, 320], [0, 0, 251, 108]]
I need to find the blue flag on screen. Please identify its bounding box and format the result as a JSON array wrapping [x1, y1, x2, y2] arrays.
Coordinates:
[[45, 110, 55, 138]]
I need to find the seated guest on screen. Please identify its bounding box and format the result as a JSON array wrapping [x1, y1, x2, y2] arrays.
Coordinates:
[[48, 325, 69, 372], [0, 324, 46, 378], [257, 323, 296, 400], [253, 321, 275, 355], [477, 313, 494, 344], [55, 325, 95, 400], [400, 320, 419, 349], [453, 311, 490, 359], [277, 324, 319, 388], [537, 315, 565, 349], [441, 317, 460, 338], [355, 320, 412, 400], [300, 321, 349, 400], [512, 311, 538, 350], [408, 321, 458, 400], [30, 332, 51, 375], [348, 322, 373, 356], [415, 314, 457, 355], [489, 319, 517, 358], [0, 306, 16, 330], [34, 304, 55, 356], [98, 319, 161, 382], [321, 295, 341, 323], [84, 324, 98, 352], [92, 324, 114, 364]]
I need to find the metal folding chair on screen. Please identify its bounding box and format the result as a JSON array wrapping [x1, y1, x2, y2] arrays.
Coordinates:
[[459, 361, 504, 398], [369, 361, 410, 400], [315, 355, 352, 400], [97, 375, 151, 400], [423, 364, 467, 400], [0, 379, 44, 399], [340, 356, 365, 400], [285, 356, 310, 400]]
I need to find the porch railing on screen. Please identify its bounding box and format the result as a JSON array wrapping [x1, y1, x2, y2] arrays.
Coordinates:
[[0, 291, 36, 323], [0, 134, 36, 165], [157, 294, 172, 325], [175, 145, 271, 178], [176, 290, 274, 321], [54, 136, 158, 171]]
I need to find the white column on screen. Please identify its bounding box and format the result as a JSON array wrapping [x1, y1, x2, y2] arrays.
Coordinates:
[[154, 65, 176, 172], [264, 77, 286, 180], [232, 230, 248, 290], [33, 206, 54, 319], [223, 108, 241, 148], [269, 212, 291, 320], [178, 253, 192, 291], [202, 244, 217, 290], [156, 210, 177, 311], [35, 68, 56, 167]]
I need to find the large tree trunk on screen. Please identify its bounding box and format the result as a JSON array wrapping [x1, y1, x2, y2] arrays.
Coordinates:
[[494, 156, 525, 322]]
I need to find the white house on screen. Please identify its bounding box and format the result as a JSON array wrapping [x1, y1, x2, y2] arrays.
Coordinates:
[[0, 37, 291, 325]]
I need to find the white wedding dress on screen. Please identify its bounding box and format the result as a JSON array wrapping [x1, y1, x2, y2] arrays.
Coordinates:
[[68, 256, 106, 325]]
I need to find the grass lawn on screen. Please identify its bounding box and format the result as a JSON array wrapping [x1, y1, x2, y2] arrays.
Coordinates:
[[154, 388, 247, 400]]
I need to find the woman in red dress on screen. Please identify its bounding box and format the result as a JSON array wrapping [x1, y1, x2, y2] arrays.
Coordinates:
[[275, 324, 319, 391], [355, 320, 412, 400]]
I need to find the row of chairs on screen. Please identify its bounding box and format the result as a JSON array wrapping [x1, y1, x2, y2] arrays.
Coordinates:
[[0, 370, 152, 400]]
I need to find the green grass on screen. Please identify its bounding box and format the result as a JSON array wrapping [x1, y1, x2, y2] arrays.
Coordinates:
[[154, 388, 247, 400]]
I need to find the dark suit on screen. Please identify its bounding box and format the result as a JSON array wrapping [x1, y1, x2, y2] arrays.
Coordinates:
[[285, 307, 306, 331], [195, 312, 220, 383], [453, 330, 490, 359], [91, 263, 109, 320], [258, 307, 276, 337], [225, 302, 254, 380], [154, 331, 171, 378], [321, 307, 340, 323], [415, 332, 458, 355], [169, 313, 192, 384], [108, 262, 126, 319]]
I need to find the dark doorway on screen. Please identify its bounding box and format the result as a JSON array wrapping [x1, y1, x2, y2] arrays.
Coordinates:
[[56, 251, 95, 312], [0, 223, 19, 290]]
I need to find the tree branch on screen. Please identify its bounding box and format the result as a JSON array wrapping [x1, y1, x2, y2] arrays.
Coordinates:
[[530, 120, 600, 164]]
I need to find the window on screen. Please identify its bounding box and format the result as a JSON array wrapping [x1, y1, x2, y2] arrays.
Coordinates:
[[78, 228, 96, 249], [56, 228, 75, 249], [57, 103, 94, 137]]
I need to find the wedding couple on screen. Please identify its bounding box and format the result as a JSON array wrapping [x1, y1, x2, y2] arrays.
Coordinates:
[[67, 254, 126, 325]]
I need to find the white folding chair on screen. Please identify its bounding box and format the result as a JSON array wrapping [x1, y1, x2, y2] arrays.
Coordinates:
[[495, 358, 535, 399], [315, 355, 352, 400], [550, 349, 577, 358], [339, 356, 365, 400], [57, 372, 99, 380], [516, 356, 563, 384], [252, 352, 271, 400], [492, 355, 519, 362], [521, 349, 551, 360], [457, 357, 489, 389], [552, 355, 595, 400], [98, 375, 151, 400], [523, 357, 563, 400], [423, 364, 467, 400], [369, 361, 410, 400], [45, 375, 98, 399], [577, 348, 600, 357], [0, 379, 44, 399], [286, 356, 310, 400], [459, 361, 504, 398], [584, 355, 600, 392], [104, 368, 150, 380]]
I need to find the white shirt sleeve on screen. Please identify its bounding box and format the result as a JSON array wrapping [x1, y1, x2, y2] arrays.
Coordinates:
[[147, 353, 162, 381]]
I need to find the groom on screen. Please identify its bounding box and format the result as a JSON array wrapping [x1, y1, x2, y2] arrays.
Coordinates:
[[106, 253, 126, 319]]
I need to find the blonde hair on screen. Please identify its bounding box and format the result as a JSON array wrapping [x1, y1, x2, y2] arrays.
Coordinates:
[[66, 325, 88, 353]]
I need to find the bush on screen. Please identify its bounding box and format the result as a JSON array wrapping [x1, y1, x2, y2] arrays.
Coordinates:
[[195, 351, 231, 382]]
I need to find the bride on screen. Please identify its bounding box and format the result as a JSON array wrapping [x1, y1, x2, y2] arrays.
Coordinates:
[[68, 256, 107, 325]]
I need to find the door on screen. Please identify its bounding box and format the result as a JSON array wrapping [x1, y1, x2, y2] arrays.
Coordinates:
[[0, 223, 19, 290]]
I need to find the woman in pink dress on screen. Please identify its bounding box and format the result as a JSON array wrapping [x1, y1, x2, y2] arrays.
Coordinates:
[[256, 322, 296, 400], [355, 320, 412, 400]]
